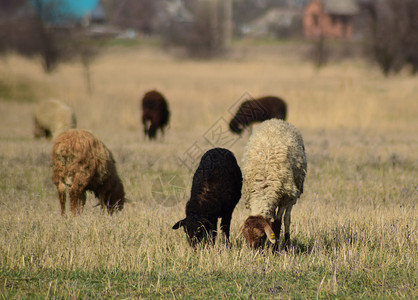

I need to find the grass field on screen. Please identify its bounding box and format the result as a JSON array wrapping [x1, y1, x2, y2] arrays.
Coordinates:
[[0, 42, 417, 298]]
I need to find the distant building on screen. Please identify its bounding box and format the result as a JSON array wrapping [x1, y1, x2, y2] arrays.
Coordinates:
[[244, 8, 303, 38], [303, 0, 359, 39], [166, 0, 194, 23], [90, 2, 106, 24]]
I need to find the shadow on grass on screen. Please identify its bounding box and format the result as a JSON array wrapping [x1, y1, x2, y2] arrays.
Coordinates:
[[289, 237, 315, 255], [231, 234, 316, 255]]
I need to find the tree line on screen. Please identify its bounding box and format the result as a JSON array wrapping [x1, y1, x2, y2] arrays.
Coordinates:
[[0, 0, 417, 76]]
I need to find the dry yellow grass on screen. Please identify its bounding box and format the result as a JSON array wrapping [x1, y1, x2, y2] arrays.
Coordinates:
[[0, 43, 416, 298]]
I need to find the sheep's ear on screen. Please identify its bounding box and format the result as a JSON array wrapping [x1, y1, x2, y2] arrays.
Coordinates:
[[264, 224, 276, 244], [200, 218, 213, 228], [172, 219, 185, 230]]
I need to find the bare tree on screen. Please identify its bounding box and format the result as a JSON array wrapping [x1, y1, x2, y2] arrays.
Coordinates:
[[101, 0, 165, 35], [0, 0, 101, 91], [358, 0, 418, 75], [165, 0, 232, 58], [0, 0, 69, 72], [311, 33, 329, 69]]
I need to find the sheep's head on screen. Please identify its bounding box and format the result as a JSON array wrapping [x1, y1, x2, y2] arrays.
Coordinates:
[[105, 175, 125, 215], [172, 215, 214, 247], [229, 118, 244, 135], [240, 215, 276, 249]]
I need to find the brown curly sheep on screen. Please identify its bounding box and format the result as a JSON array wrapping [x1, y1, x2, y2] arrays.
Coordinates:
[[52, 129, 125, 216]]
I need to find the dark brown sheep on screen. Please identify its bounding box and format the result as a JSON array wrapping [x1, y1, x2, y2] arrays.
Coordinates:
[[229, 96, 287, 135], [52, 129, 125, 216], [141, 90, 170, 140], [172, 148, 242, 247]]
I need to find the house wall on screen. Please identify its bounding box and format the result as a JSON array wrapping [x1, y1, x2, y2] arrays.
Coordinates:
[[303, 0, 353, 39]]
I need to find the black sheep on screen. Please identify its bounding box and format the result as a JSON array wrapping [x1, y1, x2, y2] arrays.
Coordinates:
[[172, 148, 242, 247], [229, 96, 287, 135], [141, 90, 170, 140]]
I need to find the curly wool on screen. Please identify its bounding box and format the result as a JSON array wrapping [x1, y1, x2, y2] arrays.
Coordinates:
[[52, 130, 111, 185], [52, 129, 125, 216], [242, 119, 307, 220], [34, 99, 76, 139]]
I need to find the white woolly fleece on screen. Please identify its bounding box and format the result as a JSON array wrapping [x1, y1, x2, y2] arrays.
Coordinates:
[[242, 119, 307, 220], [34, 99, 76, 138]]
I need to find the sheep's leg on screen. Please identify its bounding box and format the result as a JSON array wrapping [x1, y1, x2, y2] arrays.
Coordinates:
[[148, 124, 157, 140], [69, 188, 80, 216], [272, 206, 286, 251], [80, 192, 86, 214], [97, 193, 106, 211], [33, 120, 44, 138], [104, 194, 114, 215], [160, 127, 166, 142], [69, 179, 88, 216], [283, 205, 293, 251], [220, 215, 232, 244], [142, 117, 149, 135], [57, 181, 66, 216], [45, 129, 52, 139], [207, 218, 218, 245]]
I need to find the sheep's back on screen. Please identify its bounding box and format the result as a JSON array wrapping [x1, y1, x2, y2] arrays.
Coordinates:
[[34, 99, 76, 137], [238, 97, 286, 122], [141, 91, 170, 125], [52, 129, 114, 185], [187, 148, 242, 217]]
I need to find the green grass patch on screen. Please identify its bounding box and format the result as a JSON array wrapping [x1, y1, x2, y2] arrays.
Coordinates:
[[1, 262, 415, 299], [95, 37, 163, 49], [0, 77, 40, 103], [0, 46, 416, 300], [0, 79, 37, 102]]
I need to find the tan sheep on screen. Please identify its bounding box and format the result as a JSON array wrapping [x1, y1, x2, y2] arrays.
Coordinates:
[[240, 119, 307, 251], [34, 99, 76, 139], [52, 129, 125, 216]]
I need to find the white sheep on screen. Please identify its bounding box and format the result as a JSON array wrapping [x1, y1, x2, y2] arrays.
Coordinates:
[[240, 119, 307, 251], [33, 99, 76, 139]]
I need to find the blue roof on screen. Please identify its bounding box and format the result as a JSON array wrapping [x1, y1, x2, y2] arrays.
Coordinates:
[[30, 0, 99, 24]]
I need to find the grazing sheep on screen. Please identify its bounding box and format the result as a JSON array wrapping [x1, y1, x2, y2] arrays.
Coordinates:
[[33, 99, 77, 139], [141, 90, 170, 140], [52, 129, 125, 216], [229, 96, 287, 135], [172, 148, 242, 247], [240, 119, 307, 251]]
